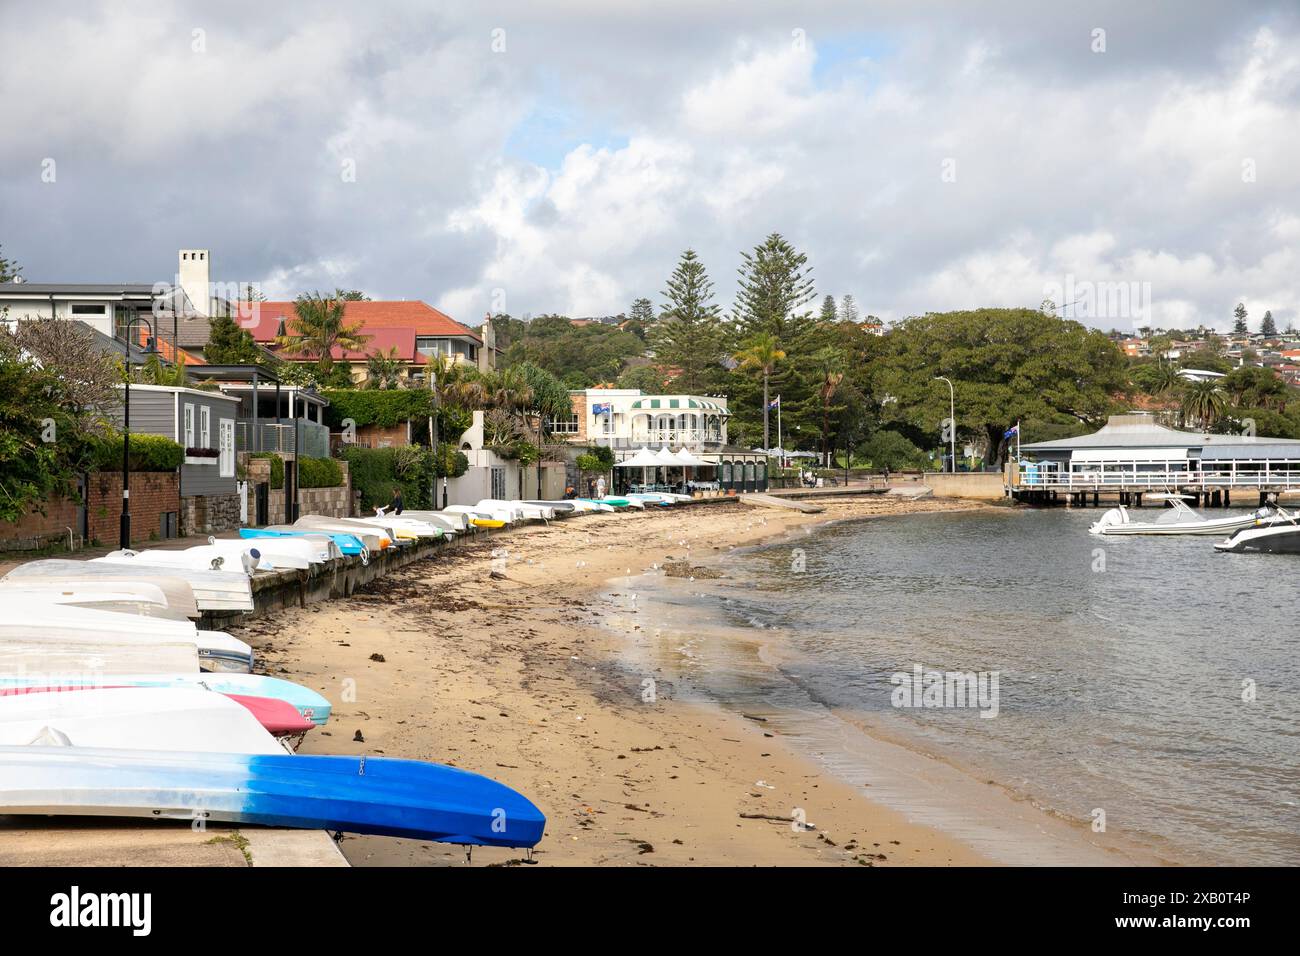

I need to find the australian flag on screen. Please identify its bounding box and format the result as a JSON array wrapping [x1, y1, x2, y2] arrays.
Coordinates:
[[1003, 424, 1019, 440], [592, 402, 612, 415]]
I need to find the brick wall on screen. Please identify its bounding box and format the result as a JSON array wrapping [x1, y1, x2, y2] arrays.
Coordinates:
[[86, 472, 180, 547], [571, 393, 588, 440], [355, 423, 412, 448], [1, 472, 181, 551], [0, 495, 80, 551]]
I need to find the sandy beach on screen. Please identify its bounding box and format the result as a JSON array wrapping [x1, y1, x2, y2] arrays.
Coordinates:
[[218, 494, 1161, 867]]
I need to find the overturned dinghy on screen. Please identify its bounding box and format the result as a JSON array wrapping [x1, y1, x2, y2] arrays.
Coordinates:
[[0, 672, 333, 726], [0, 687, 285, 754], [0, 573, 200, 619], [9, 559, 254, 612], [0, 601, 252, 673], [1090, 498, 1279, 536], [0, 746, 547, 848]]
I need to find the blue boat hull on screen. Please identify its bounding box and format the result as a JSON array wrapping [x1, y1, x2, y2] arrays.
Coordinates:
[[240, 528, 366, 556], [0, 746, 546, 848]]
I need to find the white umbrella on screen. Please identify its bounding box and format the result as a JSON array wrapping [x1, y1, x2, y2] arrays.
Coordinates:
[[616, 448, 662, 467], [674, 448, 711, 492], [616, 447, 663, 490], [655, 446, 680, 492]]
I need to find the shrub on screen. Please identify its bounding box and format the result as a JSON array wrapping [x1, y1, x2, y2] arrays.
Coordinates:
[[92, 433, 184, 472], [299, 456, 344, 488], [322, 389, 435, 429], [249, 452, 285, 489]]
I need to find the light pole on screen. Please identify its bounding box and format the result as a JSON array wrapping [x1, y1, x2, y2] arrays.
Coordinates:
[[935, 376, 956, 474], [120, 315, 158, 549]]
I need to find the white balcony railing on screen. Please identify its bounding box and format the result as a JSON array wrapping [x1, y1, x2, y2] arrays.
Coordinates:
[[1015, 468, 1300, 490]]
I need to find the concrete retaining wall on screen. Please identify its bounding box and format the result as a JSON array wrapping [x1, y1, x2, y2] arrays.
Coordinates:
[[922, 471, 1008, 500]]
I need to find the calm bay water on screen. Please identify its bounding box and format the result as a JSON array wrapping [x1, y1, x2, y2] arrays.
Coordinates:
[[623, 508, 1300, 865]]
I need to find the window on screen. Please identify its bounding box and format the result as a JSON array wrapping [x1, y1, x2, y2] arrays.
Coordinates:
[[71, 304, 106, 315], [491, 467, 506, 499], [183, 403, 195, 448], [547, 415, 579, 434], [199, 406, 211, 449], [219, 419, 235, 477]]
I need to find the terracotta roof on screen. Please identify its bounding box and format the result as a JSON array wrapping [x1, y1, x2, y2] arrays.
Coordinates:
[[246, 300, 480, 345]]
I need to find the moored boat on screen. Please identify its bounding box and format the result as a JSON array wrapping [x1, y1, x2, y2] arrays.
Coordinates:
[[1089, 498, 1279, 536]]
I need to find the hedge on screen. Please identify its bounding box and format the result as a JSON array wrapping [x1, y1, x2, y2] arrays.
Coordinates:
[[322, 389, 435, 429], [299, 456, 344, 489], [249, 452, 285, 490], [340, 445, 468, 512], [92, 433, 184, 472]]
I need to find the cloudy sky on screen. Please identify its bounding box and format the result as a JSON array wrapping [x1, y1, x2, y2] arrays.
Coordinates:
[[2, 0, 1298, 331]]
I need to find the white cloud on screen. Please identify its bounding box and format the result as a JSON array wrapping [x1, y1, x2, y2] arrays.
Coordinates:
[[3, 1, 1299, 333]]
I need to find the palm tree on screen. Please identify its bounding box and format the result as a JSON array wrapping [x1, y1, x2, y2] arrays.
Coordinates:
[[428, 355, 487, 410], [364, 347, 405, 389], [814, 347, 846, 466], [1149, 359, 1183, 396], [734, 332, 785, 453], [277, 292, 370, 377], [1181, 380, 1227, 429]]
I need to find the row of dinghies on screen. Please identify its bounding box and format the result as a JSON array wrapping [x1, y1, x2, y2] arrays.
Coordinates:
[[0, 494, 689, 852]]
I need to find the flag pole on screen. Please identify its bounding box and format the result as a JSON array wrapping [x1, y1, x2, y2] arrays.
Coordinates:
[[776, 395, 782, 462]]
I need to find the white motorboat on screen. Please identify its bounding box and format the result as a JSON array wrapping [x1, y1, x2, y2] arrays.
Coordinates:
[[1089, 498, 1280, 536], [0, 687, 285, 753], [0, 572, 200, 618], [1215, 510, 1300, 553]]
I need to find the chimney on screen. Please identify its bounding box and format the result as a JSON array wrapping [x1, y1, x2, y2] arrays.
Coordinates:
[[178, 249, 211, 316]]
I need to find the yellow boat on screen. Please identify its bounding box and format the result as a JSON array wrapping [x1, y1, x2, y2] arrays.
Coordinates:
[[470, 517, 506, 529]]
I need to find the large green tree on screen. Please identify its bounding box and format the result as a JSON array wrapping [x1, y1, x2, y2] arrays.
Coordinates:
[[0, 329, 108, 522], [1233, 303, 1249, 335], [729, 233, 823, 445], [502, 314, 644, 386], [1260, 310, 1278, 338], [871, 308, 1127, 467], [204, 315, 266, 366], [651, 249, 725, 394]]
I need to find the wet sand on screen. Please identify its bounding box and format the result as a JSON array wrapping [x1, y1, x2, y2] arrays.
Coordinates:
[[236, 495, 1157, 866]]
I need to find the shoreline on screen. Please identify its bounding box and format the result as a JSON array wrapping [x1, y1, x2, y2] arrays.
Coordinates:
[[239, 496, 1163, 866], [593, 503, 1180, 867]]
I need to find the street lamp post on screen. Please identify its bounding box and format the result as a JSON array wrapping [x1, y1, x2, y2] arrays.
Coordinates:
[[935, 376, 956, 474], [120, 316, 158, 549]]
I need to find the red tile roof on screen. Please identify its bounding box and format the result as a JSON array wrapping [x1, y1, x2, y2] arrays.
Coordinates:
[[244, 300, 481, 353]]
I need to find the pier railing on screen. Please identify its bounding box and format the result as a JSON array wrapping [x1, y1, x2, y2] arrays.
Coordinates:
[[1014, 468, 1300, 490]]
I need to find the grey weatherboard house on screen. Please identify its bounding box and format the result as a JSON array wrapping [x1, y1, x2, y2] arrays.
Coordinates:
[[110, 383, 244, 533]]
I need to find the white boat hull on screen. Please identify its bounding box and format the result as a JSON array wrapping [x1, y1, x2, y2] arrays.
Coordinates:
[[0, 687, 283, 753]]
